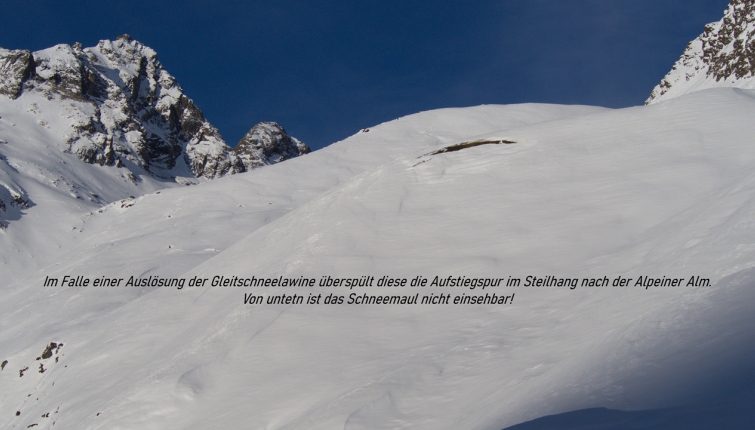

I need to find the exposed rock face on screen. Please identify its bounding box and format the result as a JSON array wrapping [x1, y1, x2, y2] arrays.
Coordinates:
[[0, 179, 30, 230], [0, 48, 35, 99], [647, 0, 755, 104], [1, 35, 244, 179], [234, 122, 310, 170]]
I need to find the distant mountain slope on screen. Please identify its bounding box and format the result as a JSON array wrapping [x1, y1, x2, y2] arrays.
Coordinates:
[[646, 0, 755, 104]]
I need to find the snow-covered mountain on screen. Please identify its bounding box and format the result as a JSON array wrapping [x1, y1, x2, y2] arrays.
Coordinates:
[[4, 11, 755, 429], [2, 87, 755, 429], [1, 35, 242, 179], [0, 36, 309, 235], [646, 0, 755, 103]]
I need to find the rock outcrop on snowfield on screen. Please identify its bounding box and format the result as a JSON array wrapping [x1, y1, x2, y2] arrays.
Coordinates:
[[647, 0, 755, 104], [0, 35, 243, 179], [234, 122, 311, 170], [0, 183, 30, 230]]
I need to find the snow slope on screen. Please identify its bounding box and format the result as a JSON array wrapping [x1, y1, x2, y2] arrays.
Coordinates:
[[2, 91, 755, 429], [0, 90, 178, 285], [2, 103, 596, 285], [506, 387, 755, 430]]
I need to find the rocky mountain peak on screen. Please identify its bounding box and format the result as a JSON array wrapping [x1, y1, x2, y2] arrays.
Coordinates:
[[1, 37, 245, 179], [234, 122, 310, 171], [0, 37, 312, 228], [647, 0, 755, 104]]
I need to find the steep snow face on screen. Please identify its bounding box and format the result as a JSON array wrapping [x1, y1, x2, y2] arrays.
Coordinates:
[[1, 103, 600, 284], [647, 0, 755, 104], [0, 89, 180, 282], [234, 122, 311, 170], [1, 35, 243, 179], [2, 93, 755, 429], [0, 103, 611, 429]]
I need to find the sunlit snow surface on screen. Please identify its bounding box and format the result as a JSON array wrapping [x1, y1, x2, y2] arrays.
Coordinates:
[[2, 90, 755, 429]]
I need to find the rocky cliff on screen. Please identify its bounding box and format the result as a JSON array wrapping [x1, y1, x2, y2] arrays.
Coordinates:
[[235, 122, 310, 171], [647, 0, 755, 104], [1, 35, 246, 179]]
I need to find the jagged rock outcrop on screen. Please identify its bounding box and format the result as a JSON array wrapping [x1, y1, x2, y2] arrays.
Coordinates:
[[647, 0, 755, 104], [0, 48, 35, 99], [0, 35, 244, 179], [234, 122, 310, 170], [0, 178, 30, 229]]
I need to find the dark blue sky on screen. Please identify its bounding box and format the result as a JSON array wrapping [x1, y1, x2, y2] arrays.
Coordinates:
[[2, 0, 731, 150]]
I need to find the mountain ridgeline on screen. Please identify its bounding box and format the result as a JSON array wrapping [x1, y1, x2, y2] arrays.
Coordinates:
[[647, 0, 755, 104], [0, 35, 310, 227], [0, 35, 309, 179]]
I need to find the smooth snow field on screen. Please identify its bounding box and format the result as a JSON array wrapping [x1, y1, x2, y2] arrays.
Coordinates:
[[2, 89, 755, 429]]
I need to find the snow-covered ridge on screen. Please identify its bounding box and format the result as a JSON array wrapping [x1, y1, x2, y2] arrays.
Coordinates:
[[647, 0, 755, 104]]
